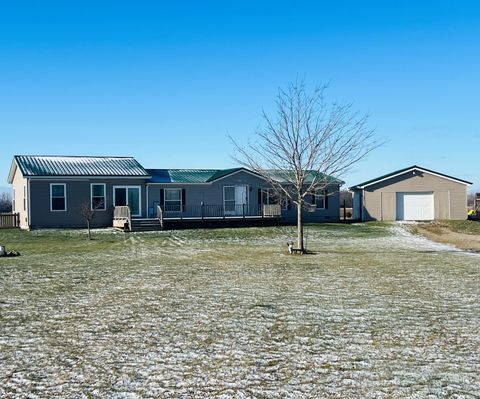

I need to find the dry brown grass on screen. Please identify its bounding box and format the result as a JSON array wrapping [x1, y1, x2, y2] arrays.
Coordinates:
[[409, 220, 480, 252]]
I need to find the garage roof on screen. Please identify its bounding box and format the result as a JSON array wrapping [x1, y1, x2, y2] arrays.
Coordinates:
[[349, 165, 473, 190]]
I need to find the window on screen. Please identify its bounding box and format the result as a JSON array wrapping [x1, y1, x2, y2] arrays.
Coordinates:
[[262, 188, 288, 210], [315, 189, 326, 209], [91, 184, 106, 210], [164, 188, 182, 212], [23, 186, 26, 211], [50, 184, 66, 211], [12, 189, 15, 211], [262, 188, 279, 205]]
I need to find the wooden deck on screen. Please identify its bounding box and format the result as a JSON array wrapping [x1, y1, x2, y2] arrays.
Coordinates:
[[115, 204, 283, 232], [139, 215, 283, 230]]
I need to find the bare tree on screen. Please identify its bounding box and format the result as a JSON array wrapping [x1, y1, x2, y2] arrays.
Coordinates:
[[0, 192, 12, 213], [467, 191, 477, 207], [79, 200, 101, 240], [232, 81, 380, 252]]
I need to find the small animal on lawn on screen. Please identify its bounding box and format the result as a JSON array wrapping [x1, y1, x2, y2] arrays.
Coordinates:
[[287, 240, 303, 254], [0, 246, 21, 257]]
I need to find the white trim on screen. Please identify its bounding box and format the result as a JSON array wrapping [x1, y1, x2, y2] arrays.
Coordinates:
[[164, 188, 182, 212], [50, 183, 67, 212], [113, 185, 142, 217], [90, 183, 107, 211], [356, 167, 472, 189], [209, 168, 264, 183], [7, 160, 18, 184]]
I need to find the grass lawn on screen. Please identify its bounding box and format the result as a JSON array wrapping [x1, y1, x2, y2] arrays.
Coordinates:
[[1, 224, 479, 398]]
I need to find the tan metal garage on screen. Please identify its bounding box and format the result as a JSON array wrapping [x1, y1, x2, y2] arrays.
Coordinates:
[[350, 166, 472, 221]]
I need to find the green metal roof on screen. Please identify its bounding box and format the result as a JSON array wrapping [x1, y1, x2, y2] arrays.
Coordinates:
[[146, 167, 342, 185], [146, 168, 245, 183], [206, 168, 244, 182], [349, 165, 473, 190], [13, 155, 150, 178]]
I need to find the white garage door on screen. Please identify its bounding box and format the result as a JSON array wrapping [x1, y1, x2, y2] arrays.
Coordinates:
[[396, 192, 434, 221]]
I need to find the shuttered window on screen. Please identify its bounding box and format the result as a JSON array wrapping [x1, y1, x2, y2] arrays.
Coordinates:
[[164, 188, 182, 212]]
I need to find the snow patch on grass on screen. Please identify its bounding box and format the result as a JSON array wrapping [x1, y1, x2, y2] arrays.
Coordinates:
[[1, 224, 479, 397]]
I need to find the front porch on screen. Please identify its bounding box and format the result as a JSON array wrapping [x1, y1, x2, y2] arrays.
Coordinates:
[[114, 204, 282, 231]]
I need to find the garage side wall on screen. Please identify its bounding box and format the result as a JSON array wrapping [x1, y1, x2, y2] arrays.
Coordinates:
[[362, 171, 467, 221]]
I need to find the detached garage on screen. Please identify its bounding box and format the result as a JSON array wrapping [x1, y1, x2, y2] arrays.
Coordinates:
[[350, 166, 472, 221]]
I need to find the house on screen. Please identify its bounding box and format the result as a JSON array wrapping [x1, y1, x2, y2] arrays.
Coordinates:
[[7, 155, 343, 230], [8, 155, 151, 230], [350, 165, 472, 221]]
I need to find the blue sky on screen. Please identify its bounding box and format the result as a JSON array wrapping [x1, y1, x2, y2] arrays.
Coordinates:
[[1, 1, 479, 190]]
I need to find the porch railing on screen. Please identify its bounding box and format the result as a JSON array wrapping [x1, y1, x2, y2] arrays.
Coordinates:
[[160, 204, 282, 219], [262, 204, 282, 217], [113, 206, 131, 231]]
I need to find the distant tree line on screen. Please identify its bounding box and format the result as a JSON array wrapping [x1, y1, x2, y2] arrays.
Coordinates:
[[0, 192, 12, 213]]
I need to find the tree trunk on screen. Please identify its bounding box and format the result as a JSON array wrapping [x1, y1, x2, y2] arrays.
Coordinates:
[[297, 200, 304, 251], [87, 220, 91, 240]]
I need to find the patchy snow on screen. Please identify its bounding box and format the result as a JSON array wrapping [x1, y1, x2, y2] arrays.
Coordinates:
[[1, 224, 479, 398]]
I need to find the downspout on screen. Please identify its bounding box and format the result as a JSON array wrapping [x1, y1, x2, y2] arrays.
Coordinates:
[[27, 178, 31, 230], [146, 183, 149, 218], [361, 188, 365, 221]]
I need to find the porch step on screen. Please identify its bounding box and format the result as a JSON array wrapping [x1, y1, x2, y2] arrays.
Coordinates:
[[130, 218, 163, 232]]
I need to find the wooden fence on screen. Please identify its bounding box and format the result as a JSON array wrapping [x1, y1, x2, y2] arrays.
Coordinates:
[[0, 213, 20, 228]]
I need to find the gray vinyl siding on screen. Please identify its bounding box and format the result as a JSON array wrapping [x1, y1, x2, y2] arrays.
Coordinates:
[[358, 170, 468, 221], [25, 171, 341, 228], [29, 178, 148, 228], [147, 170, 341, 223]]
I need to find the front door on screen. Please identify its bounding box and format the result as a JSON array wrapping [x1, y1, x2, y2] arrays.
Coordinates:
[[114, 186, 141, 217], [224, 185, 248, 216]]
